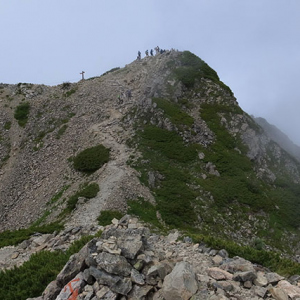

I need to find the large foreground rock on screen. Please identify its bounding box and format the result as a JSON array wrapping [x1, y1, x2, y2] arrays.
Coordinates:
[[162, 261, 198, 300]]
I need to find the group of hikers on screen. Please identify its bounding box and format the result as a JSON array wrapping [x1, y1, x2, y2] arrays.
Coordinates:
[[117, 89, 132, 104], [137, 46, 167, 60]]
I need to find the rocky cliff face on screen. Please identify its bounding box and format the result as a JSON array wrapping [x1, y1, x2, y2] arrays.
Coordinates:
[[1, 50, 300, 255]]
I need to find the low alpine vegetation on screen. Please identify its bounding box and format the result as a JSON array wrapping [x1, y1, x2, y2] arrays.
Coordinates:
[[73, 144, 110, 173], [14, 102, 30, 127]]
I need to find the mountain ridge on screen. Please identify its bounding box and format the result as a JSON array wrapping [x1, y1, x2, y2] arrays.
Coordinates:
[[0, 50, 300, 255]]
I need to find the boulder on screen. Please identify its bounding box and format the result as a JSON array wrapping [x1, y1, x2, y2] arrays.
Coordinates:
[[128, 284, 153, 299], [96, 252, 132, 276], [56, 272, 85, 300], [207, 267, 233, 281], [265, 272, 285, 285], [269, 287, 289, 300], [116, 234, 143, 259], [233, 271, 257, 282], [277, 280, 300, 299], [253, 271, 268, 287], [162, 261, 198, 300]]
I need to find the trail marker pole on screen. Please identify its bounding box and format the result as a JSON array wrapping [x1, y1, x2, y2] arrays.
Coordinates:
[[80, 71, 85, 80]]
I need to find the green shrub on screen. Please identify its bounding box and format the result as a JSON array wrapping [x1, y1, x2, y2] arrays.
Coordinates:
[[56, 124, 68, 139], [73, 144, 110, 173], [4, 121, 11, 130], [14, 102, 30, 127], [64, 88, 76, 97], [140, 126, 199, 163], [153, 98, 194, 128], [66, 182, 100, 212], [0, 235, 92, 300], [78, 182, 100, 198], [48, 185, 70, 205], [97, 210, 123, 226]]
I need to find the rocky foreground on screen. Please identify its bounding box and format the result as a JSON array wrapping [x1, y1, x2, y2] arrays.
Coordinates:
[[22, 216, 300, 300]]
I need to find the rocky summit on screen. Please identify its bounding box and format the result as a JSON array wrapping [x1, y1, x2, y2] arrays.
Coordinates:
[[1, 50, 300, 299]]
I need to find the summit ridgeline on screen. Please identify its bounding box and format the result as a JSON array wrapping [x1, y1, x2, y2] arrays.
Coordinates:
[[1, 50, 300, 298]]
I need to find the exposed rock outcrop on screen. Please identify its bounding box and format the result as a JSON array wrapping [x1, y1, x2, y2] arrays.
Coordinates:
[[26, 217, 300, 300]]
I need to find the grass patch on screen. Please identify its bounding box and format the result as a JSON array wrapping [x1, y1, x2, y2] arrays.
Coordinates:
[[97, 210, 123, 226], [127, 198, 163, 230], [66, 182, 100, 212], [0, 222, 63, 248], [153, 98, 194, 128], [4, 121, 11, 130], [64, 88, 77, 97], [73, 144, 110, 173], [48, 185, 70, 205], [14, 102, 30, 127], [56, 124, 68, 139], [140, 126, 199, 163]]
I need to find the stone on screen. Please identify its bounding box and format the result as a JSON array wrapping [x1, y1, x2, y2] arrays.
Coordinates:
[[253, 271, 268, 287], [147, 262, 172, 280], [31, 234, 53, 247], [117, 234, 143, 259], [131, 268, 145, 285], [96, 286, 118, 299], [212, 281, 234, 292], [207, 267, 233, 281], [111, 218, 119, 225], [118, 215, 131, 226], [162, 261, 198, 300], [277, 280, 300, 299], [96, 252, 132, 276], [217, 249, 229, 259], [56, 272, 85, 300], [220, 257, 255, 273], [233, 271, 257, 282], [166, 230, 179, 243], [56, 251, 87, 288], [269, 287, 289, 300], [11, 251, 19, 259], [212, 255, 223, 266], [128, 284, 153, 299], [265, 272, 285, 284], [84, 266, 120, 287], [243, 280, 252, 289], [253, 286, 267, 298], [42, 280, 61, 300], [111, 277, 132, 295]]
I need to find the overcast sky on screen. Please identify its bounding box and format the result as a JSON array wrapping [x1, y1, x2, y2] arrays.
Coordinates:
[[1, 1, 300, 145]]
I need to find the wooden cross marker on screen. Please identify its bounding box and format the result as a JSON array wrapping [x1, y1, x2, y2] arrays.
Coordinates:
[[80, 71, 85, 80]]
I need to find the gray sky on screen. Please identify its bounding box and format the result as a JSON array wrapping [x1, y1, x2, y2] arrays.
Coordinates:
[[1, 0, 300, 145]]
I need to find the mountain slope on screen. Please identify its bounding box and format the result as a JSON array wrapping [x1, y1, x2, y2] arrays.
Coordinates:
[[254, 116, 300, 162], [1, 50, 300, 255]]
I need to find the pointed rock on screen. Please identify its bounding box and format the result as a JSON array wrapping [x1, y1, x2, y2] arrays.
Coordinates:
[[162, 261, 198, 300]]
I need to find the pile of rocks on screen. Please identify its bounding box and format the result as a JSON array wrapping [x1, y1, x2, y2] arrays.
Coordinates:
[[28, 215, 300, 300]]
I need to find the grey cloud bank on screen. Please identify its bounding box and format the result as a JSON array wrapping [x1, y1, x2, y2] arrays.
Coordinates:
[[1, 0, 299, 145]]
